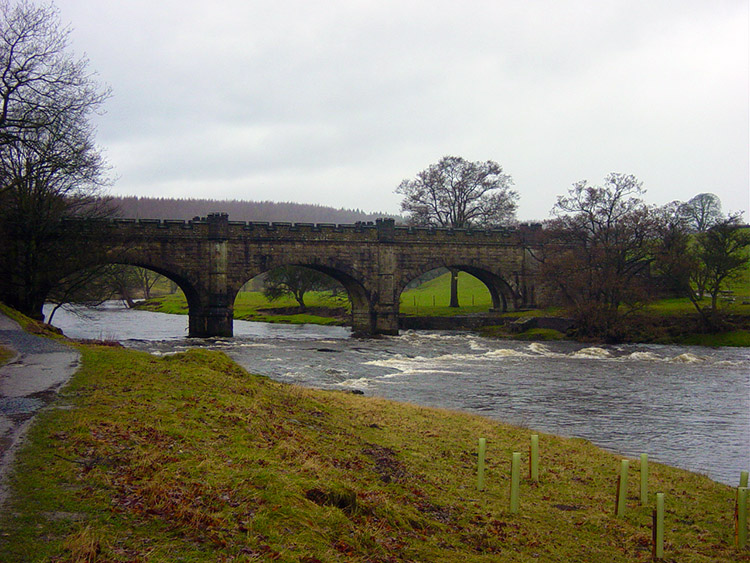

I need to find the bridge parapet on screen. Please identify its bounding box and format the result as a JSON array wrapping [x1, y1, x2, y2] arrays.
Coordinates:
[[60, 216, 544, 246]]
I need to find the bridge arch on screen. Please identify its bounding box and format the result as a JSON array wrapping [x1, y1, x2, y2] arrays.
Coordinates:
[[111, 260, 211, 336], [41, 259, 203, 331], [230, 260, 376, 336], [397, 261, 519, 313], [115, 261, 201, 308]]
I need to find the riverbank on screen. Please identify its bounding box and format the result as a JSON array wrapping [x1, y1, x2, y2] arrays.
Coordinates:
[[0, 327, 746, 561], [477, 312, 750, 347], [137, 291, 750, 347]]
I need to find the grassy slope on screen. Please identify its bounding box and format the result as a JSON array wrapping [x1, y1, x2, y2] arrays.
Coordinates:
[[0, 345, 746, 562], [0, 302, 64, 339]]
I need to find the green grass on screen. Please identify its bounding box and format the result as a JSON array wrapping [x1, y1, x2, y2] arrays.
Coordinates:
[[478, 326, 566, 341], [0, 344, 15, 366], [0, 341, 747, 562], [138, 290, 350, 326], [140, 271, 560, 322], [399, 271, 494, 316], [644, 297, 750, 316], [0, 302, 64, 339], [398, 271, 566, 317], [675, 330, 750, 347]]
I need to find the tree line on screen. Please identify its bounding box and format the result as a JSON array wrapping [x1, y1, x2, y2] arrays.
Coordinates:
[[111, 196, 396, 225]]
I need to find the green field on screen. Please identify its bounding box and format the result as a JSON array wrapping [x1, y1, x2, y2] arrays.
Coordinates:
[[400, 271, 494, 315], [139, 289, 351, 326], [1, 339, 746, 562], [147, 267, 750, 321], [140, 270, 557, 321]]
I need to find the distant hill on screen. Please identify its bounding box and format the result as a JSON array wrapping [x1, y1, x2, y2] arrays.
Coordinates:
[[110, 196, 400, 225]]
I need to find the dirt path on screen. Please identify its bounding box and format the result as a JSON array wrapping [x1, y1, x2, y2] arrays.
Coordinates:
[[0, 312, 80, 507]]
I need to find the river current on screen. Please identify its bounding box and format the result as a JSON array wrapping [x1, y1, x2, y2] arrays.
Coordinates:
[[45, 303, 750, 487]]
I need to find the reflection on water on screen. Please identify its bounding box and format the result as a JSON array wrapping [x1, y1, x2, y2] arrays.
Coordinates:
[[47, 303, 750, 486]]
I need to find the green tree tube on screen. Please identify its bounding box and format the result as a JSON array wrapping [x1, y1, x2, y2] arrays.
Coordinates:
[[616, 459, 629, 517], [640, 453, 648, 505], [477, 438, 486, 491], [741, 471, 749, 488], [738, 487, 748, 549], [510, 452, 521, 513], [530, 434, 539, 482], [655, 492, 665, 558]]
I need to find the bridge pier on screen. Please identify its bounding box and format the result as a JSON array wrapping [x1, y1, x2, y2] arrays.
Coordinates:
[[351, 306, 399, 337], [188, 212, 234, 338], [189, 307, 233, 338], [351, 309, 373, 337], [373, 305, 399, 336]]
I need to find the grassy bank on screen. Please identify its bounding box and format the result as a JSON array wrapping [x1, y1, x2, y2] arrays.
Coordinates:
[[0, 302, 64, 339], [0, 343, 746, 562]]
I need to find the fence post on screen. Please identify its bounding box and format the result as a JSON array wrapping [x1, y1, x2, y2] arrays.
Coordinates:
[[477, 438, 486, 491], [652, 492, 664, 559], [510, 452, 521, 513], [530, 434, 539, 482], [615, 459, 629, 517], [738, 487, 748, 549]]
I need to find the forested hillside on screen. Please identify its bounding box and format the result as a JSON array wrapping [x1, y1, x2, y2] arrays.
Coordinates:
[[111, 196, 398, 224]]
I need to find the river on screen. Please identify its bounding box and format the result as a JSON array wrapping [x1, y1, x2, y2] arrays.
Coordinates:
[[45, 303, 750, 487]]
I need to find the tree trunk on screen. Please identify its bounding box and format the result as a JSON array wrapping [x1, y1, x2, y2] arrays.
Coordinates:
[[449, 268, 459, 308], [121, 289, 136, 309], [295, 290, 307, 311]]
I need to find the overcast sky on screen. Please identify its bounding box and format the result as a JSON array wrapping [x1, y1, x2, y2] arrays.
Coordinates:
[[55, 0, 748, 221]]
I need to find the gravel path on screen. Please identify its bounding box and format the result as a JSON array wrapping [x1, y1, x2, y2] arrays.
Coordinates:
[[0, 311, 80, 507]]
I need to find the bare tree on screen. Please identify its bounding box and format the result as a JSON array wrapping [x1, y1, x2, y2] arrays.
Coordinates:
[[652, 201, 697, 295], [0, 0, 113, 320], [45, 264, 121, 323], [678, 193, 723, 233], [396, 156, 518, 306], [0, 1, 109, 150], [541, 173, 657, 337]]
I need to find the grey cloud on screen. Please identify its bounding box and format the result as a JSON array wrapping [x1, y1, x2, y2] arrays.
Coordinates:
[[57, 0, 748, 220]]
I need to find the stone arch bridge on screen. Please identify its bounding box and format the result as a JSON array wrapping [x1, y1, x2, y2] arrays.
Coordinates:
[[60, 214, 548, 337]]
